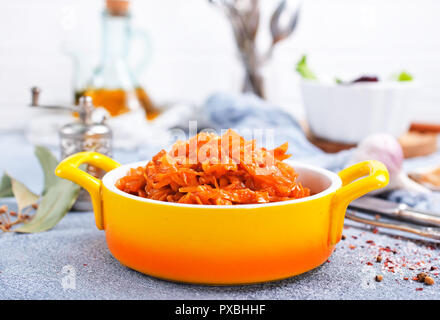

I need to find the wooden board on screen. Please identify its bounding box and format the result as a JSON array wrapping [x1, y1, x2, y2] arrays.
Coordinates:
[[399, 131, 438, 158], [303, 122, 438, 158]]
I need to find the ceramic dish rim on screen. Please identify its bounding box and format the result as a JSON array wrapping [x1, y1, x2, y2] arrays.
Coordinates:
[[101, 160, 342, 209]]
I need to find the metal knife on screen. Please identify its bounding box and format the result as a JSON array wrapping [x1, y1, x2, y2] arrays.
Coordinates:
[[345, 211, 440, 240], [348, 196, 440, 227]]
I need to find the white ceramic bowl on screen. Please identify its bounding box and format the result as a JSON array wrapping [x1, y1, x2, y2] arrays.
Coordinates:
[[300, 80, 417, 144]]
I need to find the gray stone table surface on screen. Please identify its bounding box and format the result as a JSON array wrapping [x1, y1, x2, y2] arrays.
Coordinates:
[[0, 133, 439, 299]]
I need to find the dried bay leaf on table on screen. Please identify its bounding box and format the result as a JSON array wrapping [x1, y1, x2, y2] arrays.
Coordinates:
[[0, 173, 13, 198], [1, 145, 82, 233], [10, 174, 39, 212], [14, 179, 80, 233], [35, 145, 59, 195]]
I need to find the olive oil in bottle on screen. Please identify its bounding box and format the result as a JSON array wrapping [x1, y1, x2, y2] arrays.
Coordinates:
[[76, 0, 160, 120]]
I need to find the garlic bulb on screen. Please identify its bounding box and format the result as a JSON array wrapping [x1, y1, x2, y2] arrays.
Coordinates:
[[347, 134, 431, 194]]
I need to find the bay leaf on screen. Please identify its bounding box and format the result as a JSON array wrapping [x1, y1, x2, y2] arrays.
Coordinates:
[[14, 179, 80, 233], [10, 174, 39, 212], [0, 173, 13, 198], [34, 146, 59, 195]]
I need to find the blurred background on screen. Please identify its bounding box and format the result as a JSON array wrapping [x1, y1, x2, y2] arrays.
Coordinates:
[[1, 0, 439, 122]]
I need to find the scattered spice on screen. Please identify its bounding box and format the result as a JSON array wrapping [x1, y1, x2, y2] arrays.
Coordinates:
[[31, 203, 39, 210], [0, 204, 35, 232], [344, 211, 440, 292], [417, 272, 427, 282], [424, 276, 435, 285], [341, 235, 346, 240]]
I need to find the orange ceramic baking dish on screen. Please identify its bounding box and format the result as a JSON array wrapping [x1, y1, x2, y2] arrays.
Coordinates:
[[55, 152, 388, 285]]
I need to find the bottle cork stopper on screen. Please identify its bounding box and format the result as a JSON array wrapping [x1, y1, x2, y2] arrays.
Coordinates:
[[106, 0, 130, 16]]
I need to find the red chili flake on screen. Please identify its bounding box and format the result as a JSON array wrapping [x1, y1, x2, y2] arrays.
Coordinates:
[[366, 262, 373, 266], [431, 266, 437, 271], [349, 244, 356, 250], [352, 236, 358, 240], [412, 277, 419, 281], [366, 240, 375, 244], [83, 264, 88, 266], [416, 288, 423, 291], [327, 260, 330, 263], [372, 227, 378, 234], [403, 277, 409, 280]]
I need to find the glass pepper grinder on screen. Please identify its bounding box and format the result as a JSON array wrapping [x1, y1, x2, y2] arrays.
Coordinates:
[[31, 87, 112, 211], [76, 0, 160, 120]]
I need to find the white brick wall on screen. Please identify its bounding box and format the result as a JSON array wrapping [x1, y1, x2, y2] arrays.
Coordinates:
[[1, 0, 439, 121]]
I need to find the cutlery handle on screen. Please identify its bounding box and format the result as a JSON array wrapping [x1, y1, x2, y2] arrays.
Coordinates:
[[329, 160, 389, 245], [346, 212, 440, 240], [399, 209, 440, 227], [55, 152, 121, 230]]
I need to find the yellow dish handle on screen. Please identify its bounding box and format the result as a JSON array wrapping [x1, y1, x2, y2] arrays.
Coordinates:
[[55, 152, 121, 230], [329, 160, 389, 245]]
